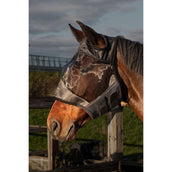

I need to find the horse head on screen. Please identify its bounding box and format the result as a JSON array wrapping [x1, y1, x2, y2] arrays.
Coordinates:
[[47, 21, 143, 142]]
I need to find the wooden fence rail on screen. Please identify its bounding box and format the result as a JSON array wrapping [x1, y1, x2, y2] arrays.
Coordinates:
[[29, 125, 47, 133], [29, 97, 55, 109]]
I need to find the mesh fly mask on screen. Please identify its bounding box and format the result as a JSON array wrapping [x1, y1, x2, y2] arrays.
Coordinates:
[[55, 36, 123, 119]]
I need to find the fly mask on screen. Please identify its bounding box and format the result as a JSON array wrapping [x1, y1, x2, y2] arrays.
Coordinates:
[[55, 36, 123, 119]]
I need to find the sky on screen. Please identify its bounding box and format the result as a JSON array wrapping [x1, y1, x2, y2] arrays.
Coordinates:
[[29, 0, 143, 57]]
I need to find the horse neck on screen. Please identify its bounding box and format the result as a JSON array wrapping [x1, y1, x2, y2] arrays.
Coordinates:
[[117, 52, 143, 121]]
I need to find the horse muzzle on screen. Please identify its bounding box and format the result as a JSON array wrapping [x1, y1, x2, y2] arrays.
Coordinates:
[[48, 118, 76, 142]]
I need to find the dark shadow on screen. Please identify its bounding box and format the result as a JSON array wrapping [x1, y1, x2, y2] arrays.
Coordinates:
[[124, 143, 143, 148], [29, 133, 47, 137], [123, 153, 143, 162]]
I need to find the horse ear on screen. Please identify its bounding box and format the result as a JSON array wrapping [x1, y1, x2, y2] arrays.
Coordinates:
[[69, 24, 84, 43], [76, 21, 106, 48]]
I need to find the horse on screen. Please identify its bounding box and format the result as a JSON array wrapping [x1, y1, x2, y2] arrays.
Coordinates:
[[47, 21, 143, 142]]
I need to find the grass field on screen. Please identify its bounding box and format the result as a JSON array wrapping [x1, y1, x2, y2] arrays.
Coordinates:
[[29, 106, 143, 161]]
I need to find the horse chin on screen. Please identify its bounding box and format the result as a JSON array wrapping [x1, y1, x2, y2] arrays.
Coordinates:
[[53, 134, 77, 142], [54, 135, 77, 142]]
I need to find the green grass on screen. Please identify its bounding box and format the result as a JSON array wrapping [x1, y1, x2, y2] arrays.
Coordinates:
[[29, 109, 50, 150], [77, 113, 108, 141], [29, 71, 61, 97], [123, 107, 143, 160], [29, 107, 143, 161]]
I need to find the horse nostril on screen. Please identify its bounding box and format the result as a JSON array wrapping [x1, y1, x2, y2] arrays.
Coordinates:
[[50, 119, 61, 136], [51, 121, 58, 131]]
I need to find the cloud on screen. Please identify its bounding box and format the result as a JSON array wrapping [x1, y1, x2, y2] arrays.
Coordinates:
[[103, 27, 143, 43], [126, 29, 143, 43], [29, 0, 142, 56], [29, 35, 78, 56], [29, 0, 140, 34]]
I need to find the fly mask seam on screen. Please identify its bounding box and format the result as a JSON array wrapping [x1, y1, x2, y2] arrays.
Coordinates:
[[80, 64, 112, 81]]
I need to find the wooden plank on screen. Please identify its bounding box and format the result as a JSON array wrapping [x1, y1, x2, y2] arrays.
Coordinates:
[[107, 111, 123, 161], [29, 156, 48, 171], [29, 97, 55, 109], [29, 125, 47, 133], [29, 150, 48, 156], [48, 129, 59, 170]]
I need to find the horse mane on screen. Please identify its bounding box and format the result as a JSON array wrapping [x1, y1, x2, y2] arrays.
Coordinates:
[[116, 36, 143, 76]]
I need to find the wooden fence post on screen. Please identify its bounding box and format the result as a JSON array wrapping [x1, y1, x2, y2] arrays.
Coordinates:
[[48, 129, 59, 170], [107, 111, 123, 161]]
